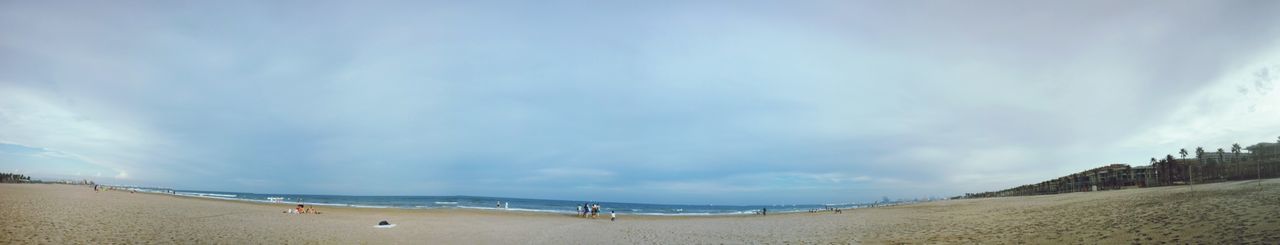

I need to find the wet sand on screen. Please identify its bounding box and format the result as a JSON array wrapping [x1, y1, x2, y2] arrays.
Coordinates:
[[2, 179, 1278, 244]]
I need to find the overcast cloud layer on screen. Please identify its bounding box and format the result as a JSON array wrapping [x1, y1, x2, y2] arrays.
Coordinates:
[[2, 0, 1279, 204]]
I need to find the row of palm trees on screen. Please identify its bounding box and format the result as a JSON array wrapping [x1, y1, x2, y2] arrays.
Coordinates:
[[1152, 139, 1272, 188]]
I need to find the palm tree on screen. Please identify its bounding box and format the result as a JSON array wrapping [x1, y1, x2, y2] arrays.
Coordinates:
[[1194, 147, 1205, 186], [1165, 155, 1176, 186], [1232, 143, 1242, 180], [1180, 148, 1189, 160], [1157, 157, 1167, 185], [1157, 159, 1169, 185], [1217, 148, 1226, 180], [1232, 143, 1242, 159]]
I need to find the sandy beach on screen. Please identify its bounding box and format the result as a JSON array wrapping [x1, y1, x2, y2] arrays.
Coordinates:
[[3, 180, 1278, 244]]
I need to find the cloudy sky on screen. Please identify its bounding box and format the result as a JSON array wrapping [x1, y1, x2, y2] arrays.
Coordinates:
[[2, 0, 1279, 204]]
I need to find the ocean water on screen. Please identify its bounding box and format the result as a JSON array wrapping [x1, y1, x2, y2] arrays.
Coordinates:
[[128, 187, 880, 216]]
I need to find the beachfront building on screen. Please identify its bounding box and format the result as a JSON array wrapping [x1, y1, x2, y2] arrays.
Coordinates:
[[1131, 165, 1155, 187], [1193, 152, 1249, 182], [1246, 142, 1280, 179], [961, 139, 1280, 199], [978, 163, 1137, 197]]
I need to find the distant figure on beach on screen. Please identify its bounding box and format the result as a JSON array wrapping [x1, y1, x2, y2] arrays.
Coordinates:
[[577, 205, 583, 217], [296, 204, 305, 214], [610, 211, 616, 221], [762, 208, 767, 216], [497, 201, 502, 208]]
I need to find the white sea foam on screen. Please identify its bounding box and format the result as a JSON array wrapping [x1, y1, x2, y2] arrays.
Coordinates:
[[347, 204, 393, 208], [175, 192, 237, 198], [154, 190, 871, 216], [453, 206, 576, 214]]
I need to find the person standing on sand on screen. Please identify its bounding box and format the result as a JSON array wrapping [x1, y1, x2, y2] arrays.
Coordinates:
[[591, 204, 599, 218], [762, 208, 767, 216], [610, 211, 616, 221]]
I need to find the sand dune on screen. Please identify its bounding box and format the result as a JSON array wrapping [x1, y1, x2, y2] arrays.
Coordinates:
[[3, 179, 1278, 244]]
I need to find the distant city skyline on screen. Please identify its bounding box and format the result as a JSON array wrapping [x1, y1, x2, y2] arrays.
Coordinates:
[[2, 0, 1279, 205]]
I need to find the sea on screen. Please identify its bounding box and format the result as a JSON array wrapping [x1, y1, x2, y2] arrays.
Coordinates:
[[124, 187, 892, 216]]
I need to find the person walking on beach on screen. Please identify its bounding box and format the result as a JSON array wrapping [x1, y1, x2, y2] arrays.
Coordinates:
[[610, 210, 616, 221], [762, 208, 767, 216]]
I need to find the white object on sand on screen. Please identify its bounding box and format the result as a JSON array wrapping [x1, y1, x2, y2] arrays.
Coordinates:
[[374, 224, 397, 228]]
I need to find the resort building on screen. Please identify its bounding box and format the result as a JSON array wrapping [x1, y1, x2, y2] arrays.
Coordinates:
[[960, 139, 1280, 199]]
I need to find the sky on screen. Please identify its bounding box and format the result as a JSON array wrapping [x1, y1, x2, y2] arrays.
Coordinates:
[[2, 0, 1279, 205]]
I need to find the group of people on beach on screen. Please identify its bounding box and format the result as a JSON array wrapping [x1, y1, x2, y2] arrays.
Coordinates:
[[92, 184, 140, 193], [577, 202, 615, 221], [806, 208, 843, 214], [284, 204, 320, 214]]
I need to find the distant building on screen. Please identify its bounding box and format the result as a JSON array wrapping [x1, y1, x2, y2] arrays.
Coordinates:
[[1195, 152, 1250, 164], [1131, 165, 1155, 187], [1246, 142, 1280, 162], [964, 139, 1280, 199]]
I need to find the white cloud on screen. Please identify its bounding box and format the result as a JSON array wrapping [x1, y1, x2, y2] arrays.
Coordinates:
[[1122, 48, 1280, 150], [0, 86, 157, 180], [517, 168, 616, 183]]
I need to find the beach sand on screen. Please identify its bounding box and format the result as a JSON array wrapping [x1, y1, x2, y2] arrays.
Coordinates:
[[3, 179, 1278, 244]]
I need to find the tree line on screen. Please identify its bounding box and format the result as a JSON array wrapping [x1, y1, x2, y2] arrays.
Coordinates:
[[1, 173, 32, 183]]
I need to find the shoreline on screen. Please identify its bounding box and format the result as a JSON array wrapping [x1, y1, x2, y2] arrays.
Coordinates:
[[124, 187, 882, 217], [151, 188, 835, 221], [4, 179, 1278, 243]]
